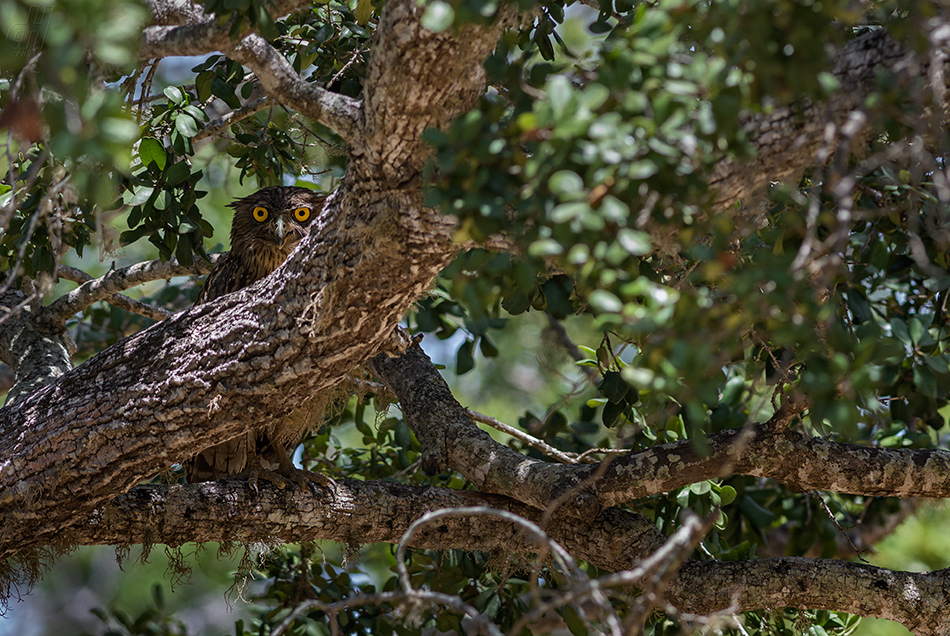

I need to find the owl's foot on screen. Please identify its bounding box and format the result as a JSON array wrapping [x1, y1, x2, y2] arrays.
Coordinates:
[[271, 445, 337, 498], [227, 457, 282, 494]]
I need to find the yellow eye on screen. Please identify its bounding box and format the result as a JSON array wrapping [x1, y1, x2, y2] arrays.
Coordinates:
[[293, 207, 311, 222], [252, 206, 268, 222]]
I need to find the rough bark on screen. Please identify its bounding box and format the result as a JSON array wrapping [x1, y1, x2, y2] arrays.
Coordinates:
[[710, 27, 934, 210], [369, 344, 601, 517], [372, 345, 950, 514], [2, 2, 949, 634], [0, 291, 72, 407], [54, 479, 950, 634], [72, 480, 664, 571], [672, 559, 950, 636], [0, 0, 514, 563]]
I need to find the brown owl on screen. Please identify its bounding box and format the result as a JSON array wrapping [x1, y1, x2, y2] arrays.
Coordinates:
[[188, 185, 331, 491]]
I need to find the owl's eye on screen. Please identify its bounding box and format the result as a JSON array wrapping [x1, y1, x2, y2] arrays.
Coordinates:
[[252, 206, 268, 222], [293, 207, 311, 222]]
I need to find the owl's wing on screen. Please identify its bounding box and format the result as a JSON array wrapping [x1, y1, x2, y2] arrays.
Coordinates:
[[187, 252, 263, 480], [196, 251, 262, 304], [188, 433, 252, 481]]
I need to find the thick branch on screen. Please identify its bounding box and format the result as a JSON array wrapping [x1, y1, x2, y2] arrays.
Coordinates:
[[70, 480, 663, 571], [355, 1, 531, 180], [670, 558, 950, 636], [710, 28, 922, 210], [58, 479, 950, 634], [590, 425, 950, 504], [139, 2, 362, 146], [369, 343, 601, 518]]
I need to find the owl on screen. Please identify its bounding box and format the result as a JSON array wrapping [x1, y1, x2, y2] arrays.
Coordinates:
[[188, 185, 330, 489]]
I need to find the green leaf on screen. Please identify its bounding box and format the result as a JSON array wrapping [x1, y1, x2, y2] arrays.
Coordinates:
[[175, 114, 199, 138], [599, 370, 630, 403], [616, 229, 651, 256], [914, 365, 937, 397], [175, 231, 194, 267], [138, 137, 166, 170], [163, 161, 191, 186], [589, 289, 622, 314], [845, 290, 871, 324], [502, 291, 531, 315], [355, 0, 373, 25], [548, 170, 584, 197], [739, 495, 775, 529], [257, 4, 279, 40], [163, 86, 185, 104], [563, 606, 587, 636], [129, 187, 155, 207], [717, 485, 737, 506], [456, 339, 475, 375], [196, 71, 213, 102], [890, 318, 911, 346], [602, 400, 626, 427], [908, 317, 924, 346]]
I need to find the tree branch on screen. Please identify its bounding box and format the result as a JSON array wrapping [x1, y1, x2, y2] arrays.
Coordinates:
[[369, 343, 602, 519], [355, 0, 532, 180], [43, 257, 224, 329], [50, 479, 950, 634], [710, 28, 926, 211], [0, 290, 71, 407], [193, 96, 272, 142], [57, 266, 172, 322], [139, 2, 363, 146], [70, 480, 663, 571], [590, 424, 950, 504]]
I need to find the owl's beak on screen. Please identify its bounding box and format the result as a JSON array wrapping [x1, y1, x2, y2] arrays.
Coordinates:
[[273, 216, 286, 244]]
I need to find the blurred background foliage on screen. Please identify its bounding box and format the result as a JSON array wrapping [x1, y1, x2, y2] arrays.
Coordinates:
[[1, 0, 949, 634]]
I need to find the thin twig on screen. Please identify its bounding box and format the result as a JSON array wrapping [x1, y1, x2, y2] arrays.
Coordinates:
[[545, 313, 600, 384], [326, 44, 367, 91], [56, 266, 174, 322], [811, 491, 869, 563], [42, 255, 223, 328], [0, 291, 36, 327], [194, 96, 272, 142], [466, 408, 580, 464]]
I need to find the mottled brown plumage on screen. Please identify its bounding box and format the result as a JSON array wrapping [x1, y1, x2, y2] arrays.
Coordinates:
[[188, 185, 328, 487]]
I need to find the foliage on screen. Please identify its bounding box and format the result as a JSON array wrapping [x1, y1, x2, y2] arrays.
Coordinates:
[[2, 0, 949, 634]]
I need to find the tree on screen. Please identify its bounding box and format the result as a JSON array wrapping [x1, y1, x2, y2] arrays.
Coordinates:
[[1, 0, 949, 633]]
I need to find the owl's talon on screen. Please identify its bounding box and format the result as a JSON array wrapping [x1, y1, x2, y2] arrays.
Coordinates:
[[271, 446, 336, 499]]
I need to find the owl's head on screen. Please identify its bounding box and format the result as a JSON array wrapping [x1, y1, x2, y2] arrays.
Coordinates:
[[228, 185, 326, 254]]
